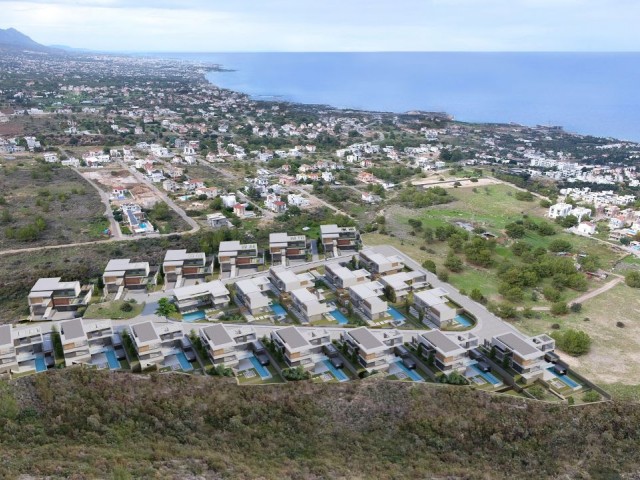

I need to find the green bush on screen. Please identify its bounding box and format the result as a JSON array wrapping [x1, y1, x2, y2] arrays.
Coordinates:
[[625, 271, 640, 288], [528, 385, 546, 400], [282, 366, 311, 381], [550, 302, 569, 316], [583, 391, 601, 403], [552, 329, 592, 356]]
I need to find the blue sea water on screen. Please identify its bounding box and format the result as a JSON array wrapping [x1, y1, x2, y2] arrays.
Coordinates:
[[158, 52, 640, 142]]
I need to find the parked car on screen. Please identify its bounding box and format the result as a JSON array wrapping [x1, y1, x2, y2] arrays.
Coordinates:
[[323, 343, 344, 369], [401, 356, 417, 370], [394, 345, 417, 369], [476, 360, 491, 372], [251, 340, 271, 366]]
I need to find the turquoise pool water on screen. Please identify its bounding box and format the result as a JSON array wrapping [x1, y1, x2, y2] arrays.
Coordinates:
[[454, 314, 473, 327], [394, 361, 423, 382], [471, 364, 501, 385], [183, 310, 206, 322], [547, 367, 580, 388], [270, 303, 287, 316], [105, 348, 121, 370], [249, 356, 272, 380], [330, 309, 349, 325], [388, 307, 405, 321], [35, 354, 47, 373], [323, 359, 349, 382], [176, 351, 194, 371]]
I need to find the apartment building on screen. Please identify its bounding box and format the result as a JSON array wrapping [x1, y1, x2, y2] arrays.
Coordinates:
[[413, 288, 457, 327], [290, 288, 332, 323], [379, 271, 428, 299], [324, 264, 370, 290], [162, 249, 212, 288], [320, 224, 359, 258], [358, 249, 405, 276], [199, 323, 257, 368], [270, 326, 331, 370], [235, 277, 273, 315], [58, 318, 114, 367], [341, 327, 403, 372], [129, 321, 184, 369], [348, 281, 389, 323], [269, 266, 314, 292], [269, 232, 307, 265], [172, 280, 230, 314], [487, 332, 554, 381], [103, 259, 156, 294], [414, 330, 477, 373], [28, 277, 93, 321], [218, 241, 263, 278]]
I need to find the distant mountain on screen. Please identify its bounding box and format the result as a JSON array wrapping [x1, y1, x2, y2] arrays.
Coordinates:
[[0, 27, 59, 52], [49, 44, 94, 53]]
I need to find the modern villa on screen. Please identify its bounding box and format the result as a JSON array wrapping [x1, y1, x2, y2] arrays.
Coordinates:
[[28, 277, 93, 321], [199, 323, 257, 368], [488, 332, 555, 382], [269, 232, 307, 265], [358, 249, 405, 276], [0, 325, 47, 375], [414, 330, 477, 373], [270, 326, 331, 370], [162, 249, 212, 288], [102, 259, 157, 295], [379, 270, 428, 299], [235, 277, 273, 315], [348, 281, 389, 323], [324, 263, 370, 290], [58, 318, 114, 367], [128, 321, 184, 370], [320, 224, 359, 258], [340, 327, 403, 372], [269, 266, 315, 293], [290, 288, 332, 323], [413, 288, 457, 327], [218, 241, 263, 278], [172, 280, 230, 314]]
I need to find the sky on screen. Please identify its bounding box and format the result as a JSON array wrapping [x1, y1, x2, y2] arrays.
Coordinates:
[[1, 0, 639, 52]]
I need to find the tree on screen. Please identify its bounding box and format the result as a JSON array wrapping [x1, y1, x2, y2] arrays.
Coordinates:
[[548, 239, 573, 253], [505, 222, 526, 239], [583, 391, 601, 403], [469, 288, 484, 303], [551, 329, 592, 356], [550, 302, 569, 316], [625, 270, 640, 288], [444, 252, 463, 272], [156, 297, 177, 317], [558, 214, 579, 228], [421, 259, 436, 273]]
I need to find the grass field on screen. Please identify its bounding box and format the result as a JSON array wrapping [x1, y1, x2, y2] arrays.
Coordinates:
[[0, 160, 106, 249], [84, 300, 145, 320]]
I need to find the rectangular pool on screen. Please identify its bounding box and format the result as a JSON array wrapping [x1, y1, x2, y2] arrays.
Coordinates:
[[470, 364, 501, 385], [323, 359, 349, 382], [35, 354, 47, 373], [249, 356, 272, 380], [388, 307, 406, 322], [454, 314, 473, 327], [105, 348, 121, 370], [183, 310, 206, 322], [176, 351, 194, 371], [330, 309, 349, 325], [270, 303, 287, 316], [547, 367, 580, 388], [394, 360, 424, 382]]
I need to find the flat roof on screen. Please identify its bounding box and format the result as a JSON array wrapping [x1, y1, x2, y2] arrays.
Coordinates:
[[201, 323, 234, 347], [275, 326, 309, 350], [173, 281, 229, 301], [164, 249, 206, 263], [495, 333, 540, 357], [347, 327, 384, 350], [59, 318, 86, 341], [349, 282, 383, 299], [130, 322, 159, 344], [104, 258, 148, 272], [421, 330, 463, 354], [269, 232, 306, 243], [31, 277, 79, 292]]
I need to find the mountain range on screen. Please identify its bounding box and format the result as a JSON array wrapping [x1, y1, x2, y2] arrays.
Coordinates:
[[0, 27, 61, 53]]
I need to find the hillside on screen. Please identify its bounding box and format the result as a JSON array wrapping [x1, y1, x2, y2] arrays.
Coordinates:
[[0, 27, 54, 52], [1, 370, 639, 479]]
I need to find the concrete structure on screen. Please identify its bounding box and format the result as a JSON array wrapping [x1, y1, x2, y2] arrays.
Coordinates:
[[58, 318, 114, 367], [413, 288, 457, 327], [28, 277, 93, 321], [206, 212, 232, 228], [162, 249, 212, 288], [199, 323, 257, 368], [290, 288, 332, 323], [128, 321, 184, 370], [548, 203, 573, 219], [269, 266, 314, 293], [0, 325, 18, 374], [379, 271, 428, 299], [103, 259, 156, 294], [324, 264, 370, 290], [269, 232, 307, 265], [341, 327, 403, 372], [320, 224, 359, 258], [218, 241, 263, 277], [348, 281, 388, 323], [414, 330, 477, 373], [488, 332, 554, 382], [235, 277, 273, 315], [270, 326, 331, 370], [172, 281, 230, 314], [0, 326, 45, 374], [358, 249, 405, 276]]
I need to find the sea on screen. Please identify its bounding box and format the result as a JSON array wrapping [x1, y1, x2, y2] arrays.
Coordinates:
[[155, 52, 640, 142]]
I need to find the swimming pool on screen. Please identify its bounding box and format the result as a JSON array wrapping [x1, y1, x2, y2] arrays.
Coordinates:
[[470, 364, 501, 385], [105, 348, 121, 370], [183, 310, 206, 322], [323, 359, 349, 382], [330, 309, 349, 325], [249, 356, 272, 380], [35, 354, 47, 373], [388, 307, 406, 322], [394, 360, 424, 382], [454, 314, 473, 327], [547, 367, 580, 388], [176, 351, 194, 371], [270, 303, 287, 316]]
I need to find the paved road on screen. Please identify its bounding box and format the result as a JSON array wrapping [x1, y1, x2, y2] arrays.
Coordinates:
[[75, 167, 122, 239], [310, 239, 319, 262], [288, 185, 354, 219]]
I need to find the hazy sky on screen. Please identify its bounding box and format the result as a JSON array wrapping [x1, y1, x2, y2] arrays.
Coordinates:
[[1, 0, 639, 52]]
